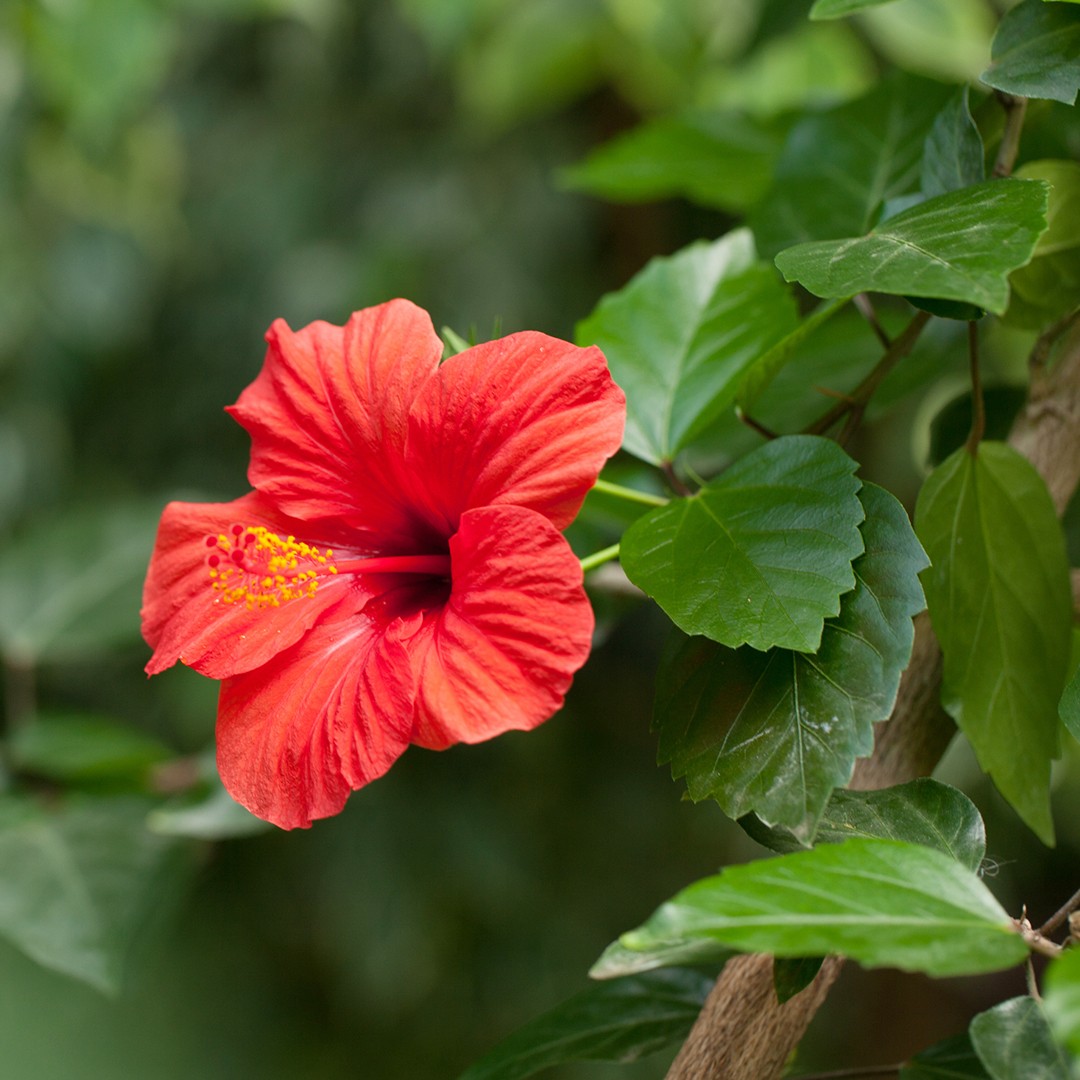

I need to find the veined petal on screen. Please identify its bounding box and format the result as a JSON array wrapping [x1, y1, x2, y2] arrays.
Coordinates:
[[142, 493, 366, 679], [228, 300, 444, 550], [217, 610, 418, 829], [408, 505, 594, 750], [405, 332, 625, 534]]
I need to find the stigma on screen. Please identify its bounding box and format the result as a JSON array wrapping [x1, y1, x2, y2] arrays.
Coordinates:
[[206, 524, 337, 609]]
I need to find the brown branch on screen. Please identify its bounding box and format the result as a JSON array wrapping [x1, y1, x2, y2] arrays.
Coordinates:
[[665, 330, 1080, 1080], [992, 92, 1028, 178]]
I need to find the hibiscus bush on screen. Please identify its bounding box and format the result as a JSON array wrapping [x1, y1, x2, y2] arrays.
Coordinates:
[[2, 0, 1080, 1077]]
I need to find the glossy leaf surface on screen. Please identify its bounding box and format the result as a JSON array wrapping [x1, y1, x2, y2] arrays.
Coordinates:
[[916, 443, 1071, 844], [970, 997, 1071, 1080], [577, 231, 798, 466], [459, 968, 714, 1080], [775, 180, 1049, 315], [622, 435, 863, 653], [921, 87, 985, 198], [981, 0, 1080, 104], [609, 839, 1028, 978], [653, 483, 925, 840]]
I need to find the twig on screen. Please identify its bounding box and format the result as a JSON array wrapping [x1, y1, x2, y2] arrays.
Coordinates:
[[805, 310, 932, 437], [661, 461, 693, 497], [965, 321, 985, 453], [853, 294, 891, 349], [992, 91, 1028, 178], [1015, 917, 1064, 960], [1039, 884, 1080, 937], [1030, 308, 1080, 380], [735, 406, 779, 441]]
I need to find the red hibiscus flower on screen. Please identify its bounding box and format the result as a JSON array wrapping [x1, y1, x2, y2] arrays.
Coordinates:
[[141, 300, 625, 829]]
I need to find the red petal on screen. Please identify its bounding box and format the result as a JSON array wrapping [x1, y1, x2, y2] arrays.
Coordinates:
[[408, 505, 594, 750], [141, 494, 366, 679], [228, 300, 444, 550], [404, 333, 625, 535], [216, 610, 418, 829]]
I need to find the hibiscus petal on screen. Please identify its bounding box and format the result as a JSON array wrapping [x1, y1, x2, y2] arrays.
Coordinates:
[[141, 494, 365, 679], [228, 300, 444, 549], [217, 609, 418, 830], [404, 332, 625, 534], [408, 505, 594, 750]]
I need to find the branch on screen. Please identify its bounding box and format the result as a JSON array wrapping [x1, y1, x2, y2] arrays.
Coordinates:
[[665, 330, 1080, 1080]]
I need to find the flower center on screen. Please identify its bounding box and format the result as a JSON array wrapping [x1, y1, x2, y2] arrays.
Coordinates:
[[205, 524, 451, 610]]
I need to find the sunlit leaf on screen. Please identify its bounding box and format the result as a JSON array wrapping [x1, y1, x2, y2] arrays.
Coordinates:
[[775, 180, 1049, 316], [576, 231, 798, 465], [751, 73, 951, 257], [652, 483, 925, 840], [743, 778, 986, 874], [459, 968, 714, 1080], [810, 0, 898, 17], [607, 839, 1028, 978], [590, 934, 731, 980], [969, 997, 1071, 1080], [622, 435, 863, 653], [916, 443, 1072, 845], [981, 0, 1080, 105], [0, 793, 197, 995]]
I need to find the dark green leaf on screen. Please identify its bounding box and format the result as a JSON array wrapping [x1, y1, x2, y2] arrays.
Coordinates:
[[921, 87, 985, 198], [775, 179, 1049, 316], [752, 73, 952, 257], [576, 231, 798, 465], [9, 713, 171, 784], [458, 969, 714, 1080], [743, 779, 986, 874], [609, 839, 1028, 978], [1007, 159, 1080, 330], [1043, 948, 1080, 1056], [1060, 660, 1080, 742], [810, 0, 898, 17], [558, 112, 782, 213], [981, 0, 1080, 105], [622, 435, 863, 653], [970, 997, 1071, 1080], [0, 793, 197, 994], [0, 502, 161, 664], [653, 483, 925, 840], [148, 756, 270, 840], [916, 443, 1072, 845], [772, 956, 824, 1003], [901, 1034, 990, 1079]]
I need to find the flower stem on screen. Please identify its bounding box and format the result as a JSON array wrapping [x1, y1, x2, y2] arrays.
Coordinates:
[[592, 478, 668, 507], [580, 544, 621, 573]]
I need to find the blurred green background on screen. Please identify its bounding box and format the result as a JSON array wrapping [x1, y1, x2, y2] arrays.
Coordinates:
[[0, 0, 1077, 1077]]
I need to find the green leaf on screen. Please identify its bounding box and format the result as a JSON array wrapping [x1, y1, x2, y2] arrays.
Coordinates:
[[576, 231, 799, 466], [1007, 160, 1080, 330], [1060, 659, 1080, 741], [0, 502, 161, 664], [775, 179, 1049, 316], [1044, 948, 1080, 1057], [970, 997, 1071, 1080], [0, 793, 197, 994], [622, 435, 864, 653], [458, 969, 714, 1080], [743, 778, 986, 874], [901, 1034, 991, 1079], [590, 933, 731, 980], [810, 0, 898, 17], [981, 0, 1080, 105], [921, 87, 985, 198], [9, 713, 171, 784], [147, 755, 270, 840], [772, 956, 824, 1003], [752, 73, 952, 257], [610, 838, 1028, 978], [653, 483, 926, 840], [558, 112, 783, 213], [916, 443, 1072, 845]]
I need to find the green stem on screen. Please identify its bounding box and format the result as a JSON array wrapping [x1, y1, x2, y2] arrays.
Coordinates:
[[592, 478, 668, 507], [580, 544, 621, 573]]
